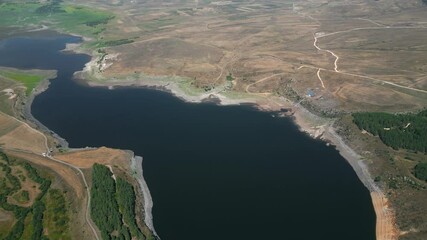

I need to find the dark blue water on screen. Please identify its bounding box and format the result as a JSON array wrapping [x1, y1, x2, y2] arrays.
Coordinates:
[[0, 33, 376, 240]]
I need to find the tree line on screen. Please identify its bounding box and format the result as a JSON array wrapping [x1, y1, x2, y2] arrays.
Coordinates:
[[90, 163, 148, 240], [352, 110, 427, 153]]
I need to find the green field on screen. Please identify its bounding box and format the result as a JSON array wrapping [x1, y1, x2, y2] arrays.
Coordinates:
[[43, 189, 71, 240], [0, 1, 114, 38], [0, 69, 44, 95]]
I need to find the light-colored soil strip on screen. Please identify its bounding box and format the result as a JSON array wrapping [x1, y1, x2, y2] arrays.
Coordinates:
[[371, 192, 397, 240], [130, 155, 158, 238]]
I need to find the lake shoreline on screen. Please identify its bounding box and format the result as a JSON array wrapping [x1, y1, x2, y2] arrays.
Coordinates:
[[14, 29, 390, 239], [76, 52, 396, 239]]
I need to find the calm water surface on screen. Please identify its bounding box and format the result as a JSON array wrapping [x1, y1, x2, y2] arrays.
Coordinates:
[[0, 33, 376, 240]]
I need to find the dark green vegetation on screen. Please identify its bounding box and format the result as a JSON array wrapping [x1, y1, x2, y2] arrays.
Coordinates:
[[95, 38, 135, 48], [352, 110, 427, 152], [226, 73, 234, 81], [90, 163, 146, 240], [414, 163, 427, 182], [0, 0, 114, 38], [0, 151, 70, 239], [116, 178, 144, 239], [13, 190, 30, 203], [90, 163, 123, 240], [43, 189, 71, 239]]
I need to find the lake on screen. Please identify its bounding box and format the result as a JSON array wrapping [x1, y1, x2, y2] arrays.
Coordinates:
[[0, 32, 376, 240]]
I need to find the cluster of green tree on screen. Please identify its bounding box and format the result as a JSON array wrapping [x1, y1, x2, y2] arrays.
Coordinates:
[[85, 16, 115, 27], [0, 151, 52, 239], [352, 110, 427, 152], [414, 163, 427, 182], [91, 163, 123, 239], [90, 163, 146, 240], [116, 178, 144, 238], [0, 162, 21, 195], [22, 162, 52, 200], [226, 73, 234, 81], [44, 188, 70, 238], [97, 38, 135, 48], [32, 201, 47, 240], [36, 0, 64, 14]]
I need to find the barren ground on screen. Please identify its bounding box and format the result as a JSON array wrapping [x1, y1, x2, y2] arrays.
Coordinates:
[[55, 147, 133, 170], [75, 0, 427, 115]]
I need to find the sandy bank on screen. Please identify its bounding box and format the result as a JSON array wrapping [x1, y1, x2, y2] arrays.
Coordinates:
[[371, 192, 397, 240], [322, 127, 398, 240]]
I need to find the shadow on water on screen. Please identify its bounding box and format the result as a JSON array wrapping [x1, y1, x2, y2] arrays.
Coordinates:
[[0, 32, 376, 240]]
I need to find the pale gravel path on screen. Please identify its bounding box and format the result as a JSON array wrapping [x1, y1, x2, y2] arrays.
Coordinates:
[[316, 68, 325, 89]]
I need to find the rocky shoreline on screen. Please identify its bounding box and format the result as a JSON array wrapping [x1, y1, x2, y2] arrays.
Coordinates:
[[130, 155, 158, 238]]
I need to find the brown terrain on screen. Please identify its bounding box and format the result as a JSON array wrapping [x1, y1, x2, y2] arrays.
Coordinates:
[[55, 147, 133, 169], [0, 0, 427, 239], [372, 192, 398, 240], [66, 1, 427, 237], [75, 0, 427, 114]]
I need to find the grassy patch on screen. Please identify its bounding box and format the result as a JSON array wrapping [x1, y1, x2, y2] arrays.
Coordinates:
[[43, 189, 71, 240], [226, 73, 234, 81], [0, 1, 114, 38], [12, 190, 29, 204], [0, 209, 15, 238], [138, 17, 179, 32], [178, 79, 205, 96], [20, 211, 34, 240], [0, 69, 44, 95]]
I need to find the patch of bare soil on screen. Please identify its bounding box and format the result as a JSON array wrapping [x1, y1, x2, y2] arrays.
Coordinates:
[[371, 192, 398, 240], [0, 113, 46, 154], [7, 166, 41, 208], [55, 147, 133, 170], [0, 209, 14, 222], [6, 151, 84, 199]]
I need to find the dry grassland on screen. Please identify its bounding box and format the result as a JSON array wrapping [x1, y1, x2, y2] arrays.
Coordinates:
[[74, 0, 427, 113], [55, 147, 132, 170], [0, 112, 46, 154]]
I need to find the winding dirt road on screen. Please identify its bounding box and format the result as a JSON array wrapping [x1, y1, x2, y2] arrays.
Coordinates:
[[308, 21, 427, 95]]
